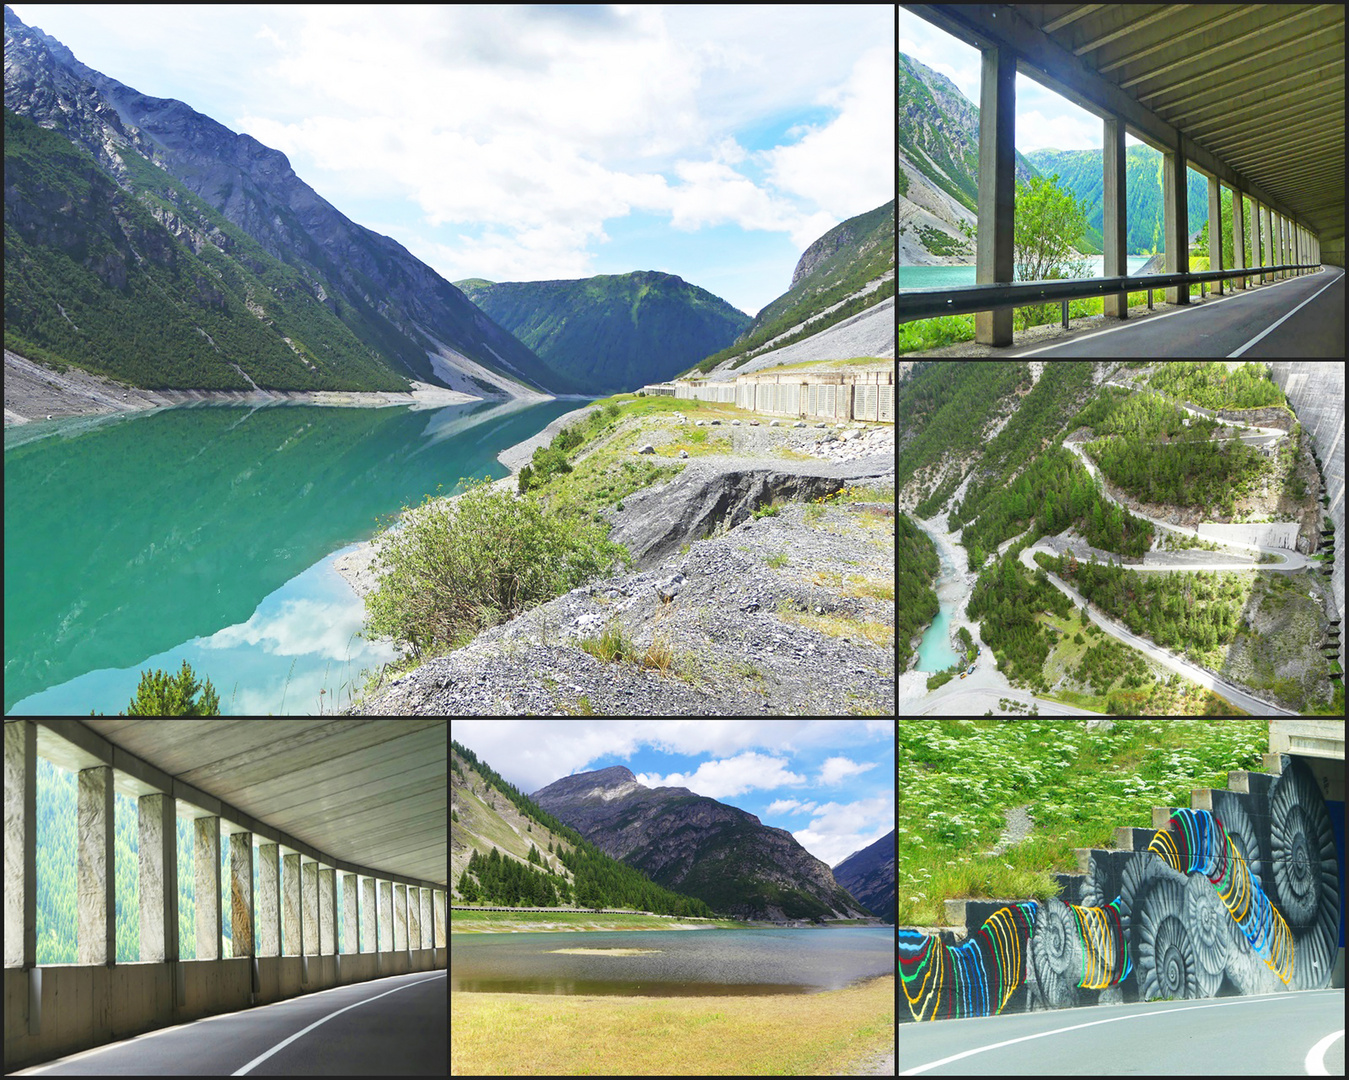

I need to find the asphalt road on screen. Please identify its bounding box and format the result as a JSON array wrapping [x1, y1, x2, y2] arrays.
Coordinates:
[[899, 989, 1346, 1075], [1015, 266, 1345, 357], [11, 970, 447, 1076]]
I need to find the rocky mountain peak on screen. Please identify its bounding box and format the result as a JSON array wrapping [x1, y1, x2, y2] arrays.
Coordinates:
[[533, 766, 870, 923]]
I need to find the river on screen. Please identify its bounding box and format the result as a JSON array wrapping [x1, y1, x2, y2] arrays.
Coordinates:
[[450, 926, 895, 996], [3, 397, 583, 715]]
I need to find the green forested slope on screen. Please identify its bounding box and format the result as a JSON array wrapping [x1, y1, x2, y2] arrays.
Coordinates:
[[456, 271, 750, 394], [1024, 145, 1209, 256], [452, 742, 715, 917], [4, 108, 409, 392]]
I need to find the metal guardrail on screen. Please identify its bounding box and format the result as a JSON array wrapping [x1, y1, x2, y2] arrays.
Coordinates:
[[898, 264, 1323, 323]]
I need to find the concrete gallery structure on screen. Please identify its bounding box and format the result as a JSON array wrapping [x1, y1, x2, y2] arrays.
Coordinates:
[[901, 4, 1344, 343], [3, 719, 447, 1071]]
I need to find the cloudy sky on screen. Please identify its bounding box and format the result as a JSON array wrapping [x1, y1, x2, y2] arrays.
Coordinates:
[[898, 6, 1142, 154], [14, 4, 894, 316], [452, 719, 895, 867]]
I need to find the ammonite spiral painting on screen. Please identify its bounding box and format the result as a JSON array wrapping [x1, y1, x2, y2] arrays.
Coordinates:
[[899, 756, 1341, 1022]]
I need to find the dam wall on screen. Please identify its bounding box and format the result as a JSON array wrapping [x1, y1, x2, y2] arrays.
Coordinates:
[[1266, 363, 1345, 672]]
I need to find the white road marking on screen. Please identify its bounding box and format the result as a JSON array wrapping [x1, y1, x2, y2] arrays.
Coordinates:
[[1305, 1029, 1344, 1076], [900, 992, 1336, 1075], [1003, 267, 1337, 357], [1229, 266, 1344, 356], [231, 971, 446, 1076]]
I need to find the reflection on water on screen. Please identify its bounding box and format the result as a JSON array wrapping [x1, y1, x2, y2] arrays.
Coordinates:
[[451, 927, 895, 997]]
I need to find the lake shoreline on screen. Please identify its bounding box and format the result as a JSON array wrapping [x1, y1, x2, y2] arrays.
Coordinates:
[[2, 348, 526, 427]]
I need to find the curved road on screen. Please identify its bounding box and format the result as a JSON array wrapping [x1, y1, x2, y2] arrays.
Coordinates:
[[12, 970, 447, 1075], [903, 388, 1316, 715], [900, 988, 1345, 1075]]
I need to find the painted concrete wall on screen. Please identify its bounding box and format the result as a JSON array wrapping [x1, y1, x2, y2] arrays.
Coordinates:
[[900, 757, 1341, 1022], [3, 947, 445, 1070]]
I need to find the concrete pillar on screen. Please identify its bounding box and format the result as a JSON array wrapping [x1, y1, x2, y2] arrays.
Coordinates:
[[420, 889, 433, 953], [319, 868, 335, 956], [393, 884, 407, 951], [230, 831, 254, 958], [257, 843, 280, 957], [1163, 136, 1190, 304], [1261, 207, 1270, 279], [138, 793, 177, 963], [302, 859, 318, 956], [434, 890, 446, 948], [3, 722, 36, 971], [361, 876, 376, 954], [1206, 175, 1223, 295], [1103, 116, 1129, 318], [379, 880, 393, 952], [1232, 189, 1247, 290], [282, 852, 301, 955], [342, 873, 358, 954], [194, 817, 222, 961], [76, 766, 115, 966], [975, 44, 1016, 346], [408, 886, 421, 950]]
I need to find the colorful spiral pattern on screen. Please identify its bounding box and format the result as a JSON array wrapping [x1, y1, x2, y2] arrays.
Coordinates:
[[899, 902, 1037, 1021], [1147, 808, 1294, 985]]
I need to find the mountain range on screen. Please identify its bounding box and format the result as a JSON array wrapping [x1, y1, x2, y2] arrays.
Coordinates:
[[456, 270, 751, 395], [692, 199, 895, 376], [3, 6, 565, 396], [899, 50, 1214, 264], [832, 828, 895, 924], [532, 766, 874, 923]]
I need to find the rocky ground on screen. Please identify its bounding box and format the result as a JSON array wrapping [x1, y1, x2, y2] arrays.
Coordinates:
[[344, 408, 895, 715]]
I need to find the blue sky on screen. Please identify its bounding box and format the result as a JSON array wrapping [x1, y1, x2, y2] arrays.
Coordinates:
[[898, 6, 1143, 154], [452, 719, 895, 867], [14, 4, 894, 316]]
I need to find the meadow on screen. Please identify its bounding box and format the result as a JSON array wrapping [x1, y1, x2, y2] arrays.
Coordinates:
[[897, 718, 1268, 926]]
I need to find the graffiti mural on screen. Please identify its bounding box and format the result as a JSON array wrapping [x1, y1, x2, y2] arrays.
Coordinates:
[[900, 756, 1340, 1022]]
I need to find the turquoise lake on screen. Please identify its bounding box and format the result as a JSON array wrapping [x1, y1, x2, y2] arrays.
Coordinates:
[[4, 397, 582, 715], [899, 255, 1154, 292]]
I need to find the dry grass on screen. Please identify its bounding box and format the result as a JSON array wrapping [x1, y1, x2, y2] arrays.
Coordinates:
[[451, 974, 894, 1075]]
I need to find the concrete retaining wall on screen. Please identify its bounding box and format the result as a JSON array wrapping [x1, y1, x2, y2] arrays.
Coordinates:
[[1195, 521, 1301, 550], [900, 757, 1341, 1022], [3, 947, 444, 1070], [644, 370, 894, 424]]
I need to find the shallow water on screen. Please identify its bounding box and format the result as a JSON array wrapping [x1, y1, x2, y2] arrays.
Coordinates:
[[4, 397, 582, 714], [450, 926, 895, 996]]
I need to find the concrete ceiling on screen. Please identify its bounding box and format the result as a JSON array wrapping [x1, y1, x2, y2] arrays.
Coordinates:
[[78, 719, 446, 887], [913, 4, 1346, 247]]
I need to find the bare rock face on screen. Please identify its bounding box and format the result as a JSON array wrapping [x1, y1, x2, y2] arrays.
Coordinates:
[[532, 767, 870, 922]]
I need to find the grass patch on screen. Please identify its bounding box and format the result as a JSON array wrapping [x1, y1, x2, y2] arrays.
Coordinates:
[[450, 974, 894, 1075], [898, 718, 1267, 926]]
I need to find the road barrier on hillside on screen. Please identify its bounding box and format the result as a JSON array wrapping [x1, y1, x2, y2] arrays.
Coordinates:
[[643, 370, 894, 424]]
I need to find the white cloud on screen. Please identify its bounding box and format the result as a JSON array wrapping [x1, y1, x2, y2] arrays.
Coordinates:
[[1017, 108, 1102, 154], [819, 756, 876, 785], [637, 752, 805, 800], [793, 796, 893, 867], [766, 798, 819, 815], [233, 6, 890, 284]]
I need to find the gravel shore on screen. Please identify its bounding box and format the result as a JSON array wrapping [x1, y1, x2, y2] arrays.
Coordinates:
[[344, 409, 895, 715]]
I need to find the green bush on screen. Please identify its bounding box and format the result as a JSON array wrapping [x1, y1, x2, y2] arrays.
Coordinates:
[[363, 477, 629, 658]]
